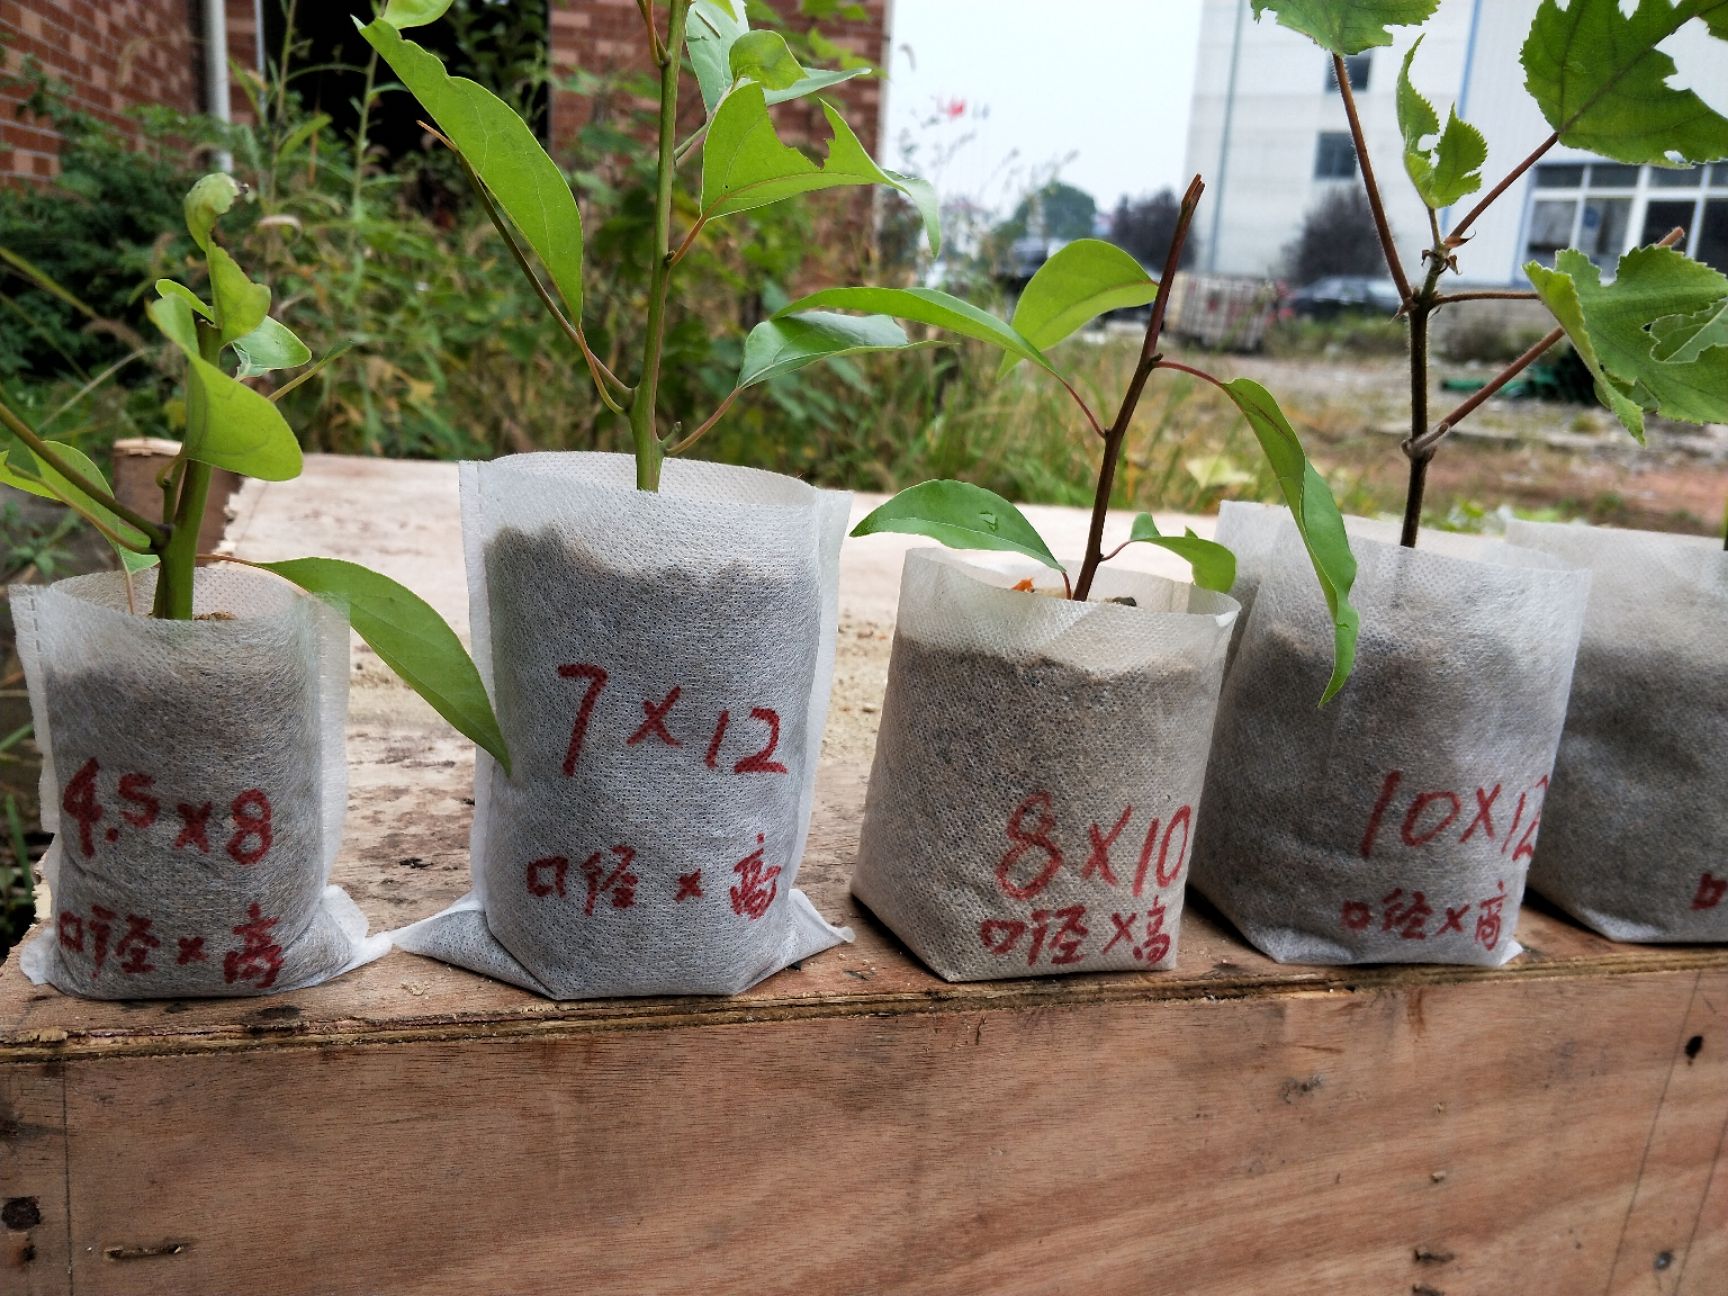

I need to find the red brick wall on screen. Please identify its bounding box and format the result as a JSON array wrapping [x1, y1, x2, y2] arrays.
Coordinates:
[[547, 0, 887, 161], [0, 0, 205, 180], [1, 0, 889, 181]]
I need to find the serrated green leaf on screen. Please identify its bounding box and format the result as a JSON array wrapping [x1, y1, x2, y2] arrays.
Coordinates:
[[146, 293, 200, 355], [379, 0, 454, 29], [361, 17, 584, 317], [1397, 37, 1486, 209], [729, 30, 804, 89], [1534, 245, 1728, 428], [1001, 239, 1156, 377], [232, 316, 312, 378], [1251, 0, 1439, 54], [255, 557, 509, 773], [0, 442, 157, 571], [851, 480, 1062, 572], [737, 311, 935, 388], [184, 173, 241, 252], [184, 356, 303, 480], [1220, 378, 1359, 703], [1522, 0, 1728, 165], [1526, 257, 1650, 440], [1650, 298, 1728, 363], [1125, 515, 1237, 593], [777, 285, 1056, 376], [208, 245, 271, 346], [701, 82, 940, 252], [689, 0, 750, 116]]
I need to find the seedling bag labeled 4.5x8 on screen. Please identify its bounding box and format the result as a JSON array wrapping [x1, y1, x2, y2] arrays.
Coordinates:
[[852, 549, 1238, 982], [12, 567, 388, 998], [1507, 520, 1728, 943], [393, 453, 851, 997], [1193, 514, 1590, 966]]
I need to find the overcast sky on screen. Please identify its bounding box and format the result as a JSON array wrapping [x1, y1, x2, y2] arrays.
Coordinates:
[[881, 0, 1205, 221]]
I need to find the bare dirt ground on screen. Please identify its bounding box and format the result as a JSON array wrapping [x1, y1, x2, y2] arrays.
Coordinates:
[[1218, 349, 1728, 535]]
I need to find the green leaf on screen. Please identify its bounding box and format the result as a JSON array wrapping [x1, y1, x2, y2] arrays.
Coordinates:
[[1525, 257, 1648, 440], [729, 29, 804, 89], [736, 311, 935, 388], [184, 356, 303, 480], [1396, 38, 1486, 209], [155, 279, 212, 320], [1650, 298, 1728, 363], [1219, 378, 1360, 703], [701, 82, 940, 253], [378, 0, 454, 29], [0, 441, 157, 572], [689, 0, 751, 116], [1125, 515, 1237, 594], [850, 480, 1063, 572], [146, 293, 200, 355], [766, 67, 866, 107], [232, 316, 312, 378], [255, 557, 509, 773], [1185, 454, 1254, 489], [777, 285, 1057, 376], [1522, 0, 1728, 165], [184, 173, 241, 253], [1530, 245, 1728, 430], [360, 17, 585, 317], [208, 245, 271, 346], [1250, 0, 1439, 54], [1001, 239, 1157, 377]]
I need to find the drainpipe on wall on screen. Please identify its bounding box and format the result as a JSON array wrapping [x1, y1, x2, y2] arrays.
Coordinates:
[[204, 0, 233, 171], [1206, 0, 1248, 274]]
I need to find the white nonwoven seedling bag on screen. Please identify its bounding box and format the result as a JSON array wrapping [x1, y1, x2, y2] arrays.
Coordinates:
[[1192, 518, 1590, 966], [12, 567, 387, 998], [394, 452, 851, 997], [851, 549, 1238, 982], [1506, 520, 1728, 942]]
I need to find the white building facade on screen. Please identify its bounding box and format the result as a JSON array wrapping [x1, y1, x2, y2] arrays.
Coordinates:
[[1184, 0, 1728, 283]]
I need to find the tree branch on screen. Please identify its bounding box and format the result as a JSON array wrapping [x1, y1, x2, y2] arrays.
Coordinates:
[[1073, 174, 1204, 602], [1333, 54, 1411, 303], [0, 394, 168, 543], [1449, 131, 1558, 244], [664, 386, 742, 456], [1433, 289, 1539, 304]]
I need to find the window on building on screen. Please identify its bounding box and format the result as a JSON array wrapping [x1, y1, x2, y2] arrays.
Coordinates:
[[1325, 53, 1371, 91], [1641, 199, 1696, 249], [1697, 199, 1728, 273], [1651, 165, 1706, 188], [1527, 199, 1577, 262], [1313, 132, 1357, 180]]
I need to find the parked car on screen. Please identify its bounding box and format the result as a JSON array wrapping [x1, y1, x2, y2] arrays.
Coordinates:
[[1283, 275, 1403, 320]]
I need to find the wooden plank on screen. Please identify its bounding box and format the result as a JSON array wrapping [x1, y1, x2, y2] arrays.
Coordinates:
[[0, 1063, 69, 1296], [34, 970, 1728, 1296], [1606, 973, 1728, 1293]]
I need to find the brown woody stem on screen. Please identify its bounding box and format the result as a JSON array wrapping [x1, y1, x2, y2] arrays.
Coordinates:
[[1333, 54, 1410, 304], [1072, 174, 1204, 602]]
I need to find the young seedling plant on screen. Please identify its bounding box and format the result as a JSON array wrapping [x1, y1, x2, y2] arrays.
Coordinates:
[[804, 179, 1363, 701], [1254, 0, 1728, 546], [0, 173, 509, 769], [358, 0, 943, 491]]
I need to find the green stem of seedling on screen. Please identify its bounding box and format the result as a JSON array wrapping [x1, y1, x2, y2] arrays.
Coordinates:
[[1072, 174, 1205, 602], [152, 324, 223, 620], [0, 394, 167, 543], [628, 0, 691, 492]]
